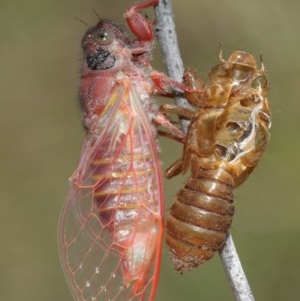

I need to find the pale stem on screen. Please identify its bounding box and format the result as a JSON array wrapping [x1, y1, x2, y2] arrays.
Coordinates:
[[220, 234, 255, 301], [154, 0, 192, 132], [154, 1, 255, 300]]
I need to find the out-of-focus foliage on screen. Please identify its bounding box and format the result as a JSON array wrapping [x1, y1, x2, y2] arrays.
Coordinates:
[[0, 1, 298, 300]]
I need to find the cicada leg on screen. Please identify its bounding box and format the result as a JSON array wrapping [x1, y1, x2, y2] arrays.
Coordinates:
[[125, 0, 159, 42], [165, 158, 183, 179]]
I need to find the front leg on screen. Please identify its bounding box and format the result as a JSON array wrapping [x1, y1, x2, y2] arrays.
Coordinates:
[[165, 158, 183, 179], [151, 70, 202, 97], [161, 104, 195, 120], [154, 112, 186, 141], [183, 68, 204, 106], [125, 0, 159, 42], [158, 104, 194, 142]]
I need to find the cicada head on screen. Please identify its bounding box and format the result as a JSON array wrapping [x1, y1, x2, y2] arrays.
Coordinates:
[[209, 51, 258, 91], [227, 52, 257, 87], [81, 19, 133, 71], [227, 51, 257, 69]]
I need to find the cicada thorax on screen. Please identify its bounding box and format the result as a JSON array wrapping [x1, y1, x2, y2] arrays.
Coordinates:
[[164, 50, 271, 273]]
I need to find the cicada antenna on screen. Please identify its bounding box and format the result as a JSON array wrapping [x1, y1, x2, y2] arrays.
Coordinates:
[[92, 8, 101, 21], [218, 41, 226, 63], [74, 16, 89, 27]]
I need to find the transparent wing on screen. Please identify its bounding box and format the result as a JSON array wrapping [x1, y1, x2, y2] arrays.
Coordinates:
[[58, 83, 163, 301]]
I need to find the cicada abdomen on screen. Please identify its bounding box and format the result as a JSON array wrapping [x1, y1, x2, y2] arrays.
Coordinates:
[[163, 50, 271, 273]]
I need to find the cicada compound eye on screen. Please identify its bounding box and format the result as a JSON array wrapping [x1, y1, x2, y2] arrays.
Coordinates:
[[95, 28, 114, 45], [250, 75, 270, 92]]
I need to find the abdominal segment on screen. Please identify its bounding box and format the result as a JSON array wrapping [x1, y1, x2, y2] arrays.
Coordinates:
[[166, 167, 235, 273]]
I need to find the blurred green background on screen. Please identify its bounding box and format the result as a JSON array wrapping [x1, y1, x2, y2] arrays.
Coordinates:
[[1, 0, 299, 300]]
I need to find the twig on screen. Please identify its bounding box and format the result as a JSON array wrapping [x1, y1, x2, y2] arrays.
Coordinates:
[[154, 0, 192, 132], [154, 1, 255, 300], [219, 235, 255, 301]]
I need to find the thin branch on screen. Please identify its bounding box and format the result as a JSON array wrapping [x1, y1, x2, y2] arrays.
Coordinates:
[[219, 235, 255, 301], [154, 0, 192, 132], [154, 1, 255, 300]]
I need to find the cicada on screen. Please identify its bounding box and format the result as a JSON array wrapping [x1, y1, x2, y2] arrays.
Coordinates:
[[162, 50, 271, 273], [58, 1, 193, 300]]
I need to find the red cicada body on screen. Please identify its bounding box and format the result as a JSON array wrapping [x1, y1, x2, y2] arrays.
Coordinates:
[[58, 1, 191, 300], [162, 50, 271, 273]]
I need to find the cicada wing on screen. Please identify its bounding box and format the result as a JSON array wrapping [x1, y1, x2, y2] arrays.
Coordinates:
[[58, 84, 163, 301]]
